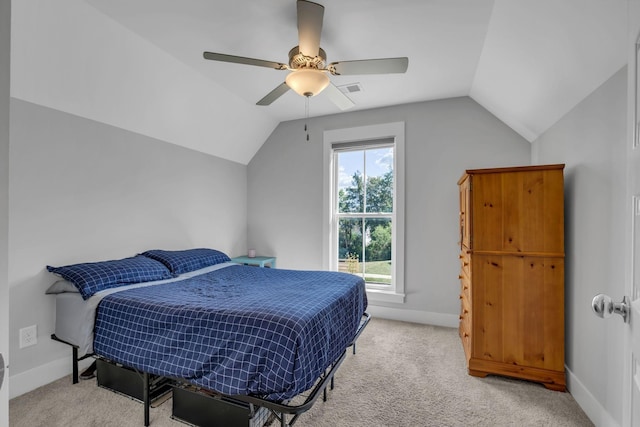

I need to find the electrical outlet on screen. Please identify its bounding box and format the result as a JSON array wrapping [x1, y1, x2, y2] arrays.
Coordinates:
[[19, 325, 37, 349]]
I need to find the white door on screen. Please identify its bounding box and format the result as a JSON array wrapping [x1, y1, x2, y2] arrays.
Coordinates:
[[626, 5, 640, 426], [0, 0, 9, 424], [594, 6, 640, 426], [629, 154, 640, 425], [0, 269, 7, 427]]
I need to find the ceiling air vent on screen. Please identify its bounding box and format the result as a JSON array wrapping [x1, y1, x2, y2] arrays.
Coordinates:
[[337, 83, 363, 94]]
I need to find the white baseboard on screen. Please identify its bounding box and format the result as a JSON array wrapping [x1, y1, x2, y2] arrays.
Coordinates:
[[366, 305, 459, 328], [566, 366, 618, 427], [9, 356, 93, 399]]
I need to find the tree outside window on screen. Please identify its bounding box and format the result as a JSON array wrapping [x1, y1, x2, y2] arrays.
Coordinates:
[[335, 146, 393, 285]]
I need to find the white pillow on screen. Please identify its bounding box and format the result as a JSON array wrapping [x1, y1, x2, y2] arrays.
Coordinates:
[[45, 280, 79, 295]]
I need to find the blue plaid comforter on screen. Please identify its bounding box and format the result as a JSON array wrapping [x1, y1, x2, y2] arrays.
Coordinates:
[[93, 265, 367, 401]]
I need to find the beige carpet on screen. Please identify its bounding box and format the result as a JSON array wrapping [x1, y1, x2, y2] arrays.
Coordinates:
[[9, 318, 593, 427]]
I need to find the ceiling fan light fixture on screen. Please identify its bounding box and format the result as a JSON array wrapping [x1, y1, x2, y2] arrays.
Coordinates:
[[203, 1, 408, 108], [285, 68, 330, 97]]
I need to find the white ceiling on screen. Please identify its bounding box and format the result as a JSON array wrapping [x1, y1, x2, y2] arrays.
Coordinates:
[[10, 0, 628, 164]]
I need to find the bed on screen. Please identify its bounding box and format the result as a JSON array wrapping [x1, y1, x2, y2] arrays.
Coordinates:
[[47, 249, 369, 427]]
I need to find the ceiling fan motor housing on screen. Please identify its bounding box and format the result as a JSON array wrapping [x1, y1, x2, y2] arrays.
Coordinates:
[[288, 46, 326, 70]]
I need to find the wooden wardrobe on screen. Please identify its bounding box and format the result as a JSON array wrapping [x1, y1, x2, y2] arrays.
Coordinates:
[[457, 164, 565, 391]]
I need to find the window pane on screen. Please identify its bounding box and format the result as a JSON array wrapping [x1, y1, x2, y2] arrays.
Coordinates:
[[365, 147, 393, 213], [338, 217, 363, 273], [337, 151, 364, 213], [363, 218, 392, 285]]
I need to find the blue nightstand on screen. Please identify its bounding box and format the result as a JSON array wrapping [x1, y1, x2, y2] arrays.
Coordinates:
[[231, 255, 277, 268]]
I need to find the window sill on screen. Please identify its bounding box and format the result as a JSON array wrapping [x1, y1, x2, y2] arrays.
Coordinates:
[[365, 288, 405, 304]]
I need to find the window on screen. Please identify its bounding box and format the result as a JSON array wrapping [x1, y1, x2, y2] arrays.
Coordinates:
[[334, 144, 393, 285], [323, 122, 405, 303]]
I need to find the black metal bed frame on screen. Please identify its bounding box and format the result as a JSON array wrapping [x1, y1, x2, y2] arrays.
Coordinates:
[[50, 334, 95, 384], [52, 312, 371, 427]]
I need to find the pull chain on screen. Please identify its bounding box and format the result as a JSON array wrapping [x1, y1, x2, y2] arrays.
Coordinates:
[[305, 95, 310, 142]]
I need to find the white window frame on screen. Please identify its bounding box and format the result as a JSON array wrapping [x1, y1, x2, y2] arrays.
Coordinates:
[[323, 122, 405, 304]]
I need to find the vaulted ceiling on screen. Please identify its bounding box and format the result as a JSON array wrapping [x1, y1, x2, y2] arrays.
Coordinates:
[[10, 0, 628, 165]]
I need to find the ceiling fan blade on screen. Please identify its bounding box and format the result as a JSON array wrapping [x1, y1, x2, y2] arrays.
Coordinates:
[[203, 52, 287, 70], [297, 0, 324, 57], [256, 82, 291, 106], [329, 57, 409, 75], [324, 83, 355, 111]]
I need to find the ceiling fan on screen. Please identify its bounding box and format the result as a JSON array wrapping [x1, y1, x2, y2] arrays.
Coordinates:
[[203, 0, 409, 110]]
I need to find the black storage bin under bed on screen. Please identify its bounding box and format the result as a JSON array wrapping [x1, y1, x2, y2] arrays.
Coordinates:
[[96, 359, 172, 404], [172, 385, 272, 427]]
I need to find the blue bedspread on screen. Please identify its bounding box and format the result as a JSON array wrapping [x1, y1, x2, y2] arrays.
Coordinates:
[[93, 265, 367, 401]]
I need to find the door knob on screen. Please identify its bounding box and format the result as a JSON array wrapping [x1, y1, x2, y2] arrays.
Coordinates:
[[592, 294, 630, 323]]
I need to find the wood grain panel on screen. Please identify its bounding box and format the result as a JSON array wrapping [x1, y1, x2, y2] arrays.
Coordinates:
[[471, 173, 503, 251], [473, 255, 503, 362], [458, 175, 472, 250], [543, 257, 565, 370]]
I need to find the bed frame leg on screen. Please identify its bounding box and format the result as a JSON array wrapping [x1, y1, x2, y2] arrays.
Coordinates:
[[143, 372, 150, 427], [72, 347, 79, 384], [51, 334, 93, 385]]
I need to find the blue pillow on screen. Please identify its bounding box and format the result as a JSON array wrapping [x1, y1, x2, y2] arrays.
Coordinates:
[[47, 255, 173, 300], [141, 248, 231, 275]]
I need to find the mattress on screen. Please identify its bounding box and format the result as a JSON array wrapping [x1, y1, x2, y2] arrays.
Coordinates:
[[54, 262, 235, 357], [92, 264, 367, 401], [54, 292, 98, 356]]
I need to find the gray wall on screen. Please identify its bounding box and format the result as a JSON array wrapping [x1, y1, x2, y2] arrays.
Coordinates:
[[8, 99, 248, 388], [532, 66, 627, 425], [247, 97, 531, 318], [0, 0, 10, 420]]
